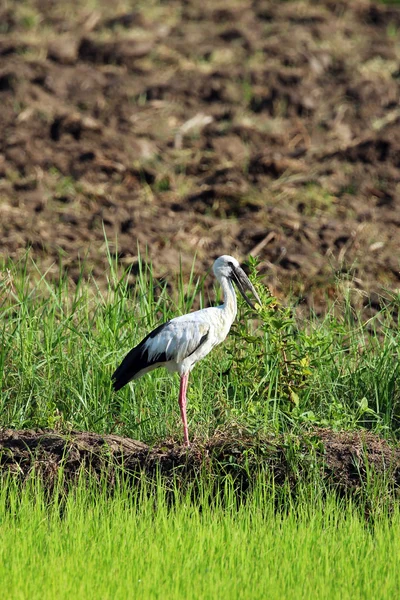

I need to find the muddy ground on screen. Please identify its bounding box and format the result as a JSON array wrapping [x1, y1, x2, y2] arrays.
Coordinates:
[[1, 0, 400, 311], [1, 427, 399, 499]]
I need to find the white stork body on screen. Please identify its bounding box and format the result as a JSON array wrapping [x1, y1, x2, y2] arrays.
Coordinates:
[[112, 255, 260, 446]]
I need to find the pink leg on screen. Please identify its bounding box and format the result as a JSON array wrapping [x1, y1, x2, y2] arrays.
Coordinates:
[[178, 373, 190, 446]]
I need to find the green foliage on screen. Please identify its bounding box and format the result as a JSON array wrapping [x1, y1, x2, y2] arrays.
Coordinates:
[[228, 255, 315, 415], [1, 248, 400, 442], [225, 256, 400, 436]]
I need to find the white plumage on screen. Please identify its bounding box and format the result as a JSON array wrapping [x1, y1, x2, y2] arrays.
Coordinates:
[[112, 255, 261, 446]]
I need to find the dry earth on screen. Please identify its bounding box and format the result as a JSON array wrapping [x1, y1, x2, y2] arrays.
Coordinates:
[[1, 0, 400, 310]]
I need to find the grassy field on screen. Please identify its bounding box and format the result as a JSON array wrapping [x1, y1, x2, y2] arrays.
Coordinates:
[[0, 476, 399, 600], [1, 252, 400, 599]]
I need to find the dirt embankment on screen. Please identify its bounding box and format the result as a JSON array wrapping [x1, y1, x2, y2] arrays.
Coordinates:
[[1, 0, 400, 310], [1, 428, 399, 500]]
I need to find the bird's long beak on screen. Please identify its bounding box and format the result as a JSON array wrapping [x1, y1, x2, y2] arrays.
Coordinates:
[[230, 266, 261, 310]]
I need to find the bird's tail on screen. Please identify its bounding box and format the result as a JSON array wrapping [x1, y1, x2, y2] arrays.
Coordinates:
[[112, 322, 171, 391], [112, 345, 142, 391]]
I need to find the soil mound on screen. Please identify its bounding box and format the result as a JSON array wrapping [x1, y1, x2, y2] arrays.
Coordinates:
[[1, 427, 398, 498]]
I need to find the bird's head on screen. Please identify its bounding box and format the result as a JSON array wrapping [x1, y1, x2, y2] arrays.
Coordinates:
[[213, 255, 261, 310]]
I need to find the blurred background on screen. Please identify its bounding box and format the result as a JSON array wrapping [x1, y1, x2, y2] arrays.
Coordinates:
[[1, 0, 400, 311]]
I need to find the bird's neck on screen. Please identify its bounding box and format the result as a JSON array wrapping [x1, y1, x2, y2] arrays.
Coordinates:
[[220, 276, 237, 320]]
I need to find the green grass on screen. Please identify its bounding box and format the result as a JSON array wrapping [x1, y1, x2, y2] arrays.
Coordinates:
[[1, 249, 400, 443], [0, 475, 398, 600]]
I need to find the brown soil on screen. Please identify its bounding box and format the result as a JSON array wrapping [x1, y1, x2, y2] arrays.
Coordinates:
[[1, 0, 400, 310], [1, 427, 399, 498]]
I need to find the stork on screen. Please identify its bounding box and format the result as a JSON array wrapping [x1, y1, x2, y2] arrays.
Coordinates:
[[112, 255, 261, 446]]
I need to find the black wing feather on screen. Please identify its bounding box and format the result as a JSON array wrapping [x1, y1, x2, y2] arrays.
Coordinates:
[[112, 322, 170, 391]]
